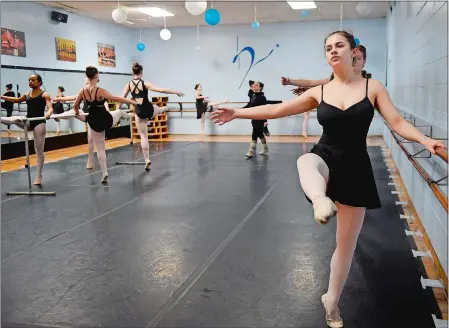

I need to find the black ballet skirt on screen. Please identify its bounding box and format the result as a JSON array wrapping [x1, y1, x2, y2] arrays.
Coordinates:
[[196, 94, 208, 119], [305, 77, 381, 209], [53, 101, 64, 114]]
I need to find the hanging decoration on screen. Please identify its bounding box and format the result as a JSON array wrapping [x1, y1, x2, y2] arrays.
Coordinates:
[[300, 10, 309, 17], [185, 0, 208, 15], [112, 7, 127, 23], [196, 24, 201, 50], [354, 37, 361, 46], [205, 2, 220, 25], [252, 3, 259, 29], [136, 29, 145, 51], [160, 16, 171, 41], [356, 2, 372, 16]]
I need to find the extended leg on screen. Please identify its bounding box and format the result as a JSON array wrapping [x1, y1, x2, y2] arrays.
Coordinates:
[[322, 203, 366, 327], [302, 112, 309, 138], [136, 115, 151, 171], [297, 153, 337, 223], [89, 127, 108, 183], [32, 123, 46, 185]]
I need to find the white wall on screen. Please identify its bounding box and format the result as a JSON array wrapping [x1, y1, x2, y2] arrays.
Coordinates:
[[0, 1, 136, 132], [135, 18, 387, 136], [384, 2, 448, 274]]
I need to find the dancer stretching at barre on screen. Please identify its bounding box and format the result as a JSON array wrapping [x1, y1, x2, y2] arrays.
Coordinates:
[[73, 66, 137, 184], [53, 78, 96, 169], [281, 44, 369, 139], [119, 62, 184, 171], [194, 83, 229, 137], [1, 83, 15, 135], [211, 31, 446, 327], [1, 74, 53, 185]]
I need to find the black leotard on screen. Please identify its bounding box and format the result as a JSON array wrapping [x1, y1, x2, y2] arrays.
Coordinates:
[[196, 93, 208, 119], [306, 77, 381, 209], [84, 87, 113, 132], [129, 78, 154, 120], [26, 91, 46, 131]]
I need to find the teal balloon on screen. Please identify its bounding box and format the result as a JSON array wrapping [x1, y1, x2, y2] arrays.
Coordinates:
[[300, 10, 309, 17], [355, 38, 360, 46], [252, 21, 260, 29], [205, 8, 220, 25], [136, 42, 145, 51]]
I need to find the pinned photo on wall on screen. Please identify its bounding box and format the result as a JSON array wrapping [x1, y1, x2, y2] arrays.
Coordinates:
[[55, 37, 76, 62], [98, 43, 116, 68], [1, 28, 26, 57]]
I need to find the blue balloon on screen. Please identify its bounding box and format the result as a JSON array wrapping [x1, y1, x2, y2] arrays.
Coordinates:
[[205, 8, 220, 25], [300, 10, 309, 17], [252, 21, 260, 29], [136, 42, 145, 52], [355, 37, 360, 46]]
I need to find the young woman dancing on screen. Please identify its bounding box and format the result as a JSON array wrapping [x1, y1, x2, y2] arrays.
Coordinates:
[[52, 86, 66, 135], [119, 62, 184, 171], [243, 80, 282, 158], [2, 83, 15, 134], [1, 74, 53, 185], [194, 83, 229, 137], [73, 66, 137, 183], [211, 31, 445, 327]]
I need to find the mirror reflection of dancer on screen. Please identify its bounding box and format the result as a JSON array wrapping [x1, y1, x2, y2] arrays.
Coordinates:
[[1, 74, 53, 185], [1, 83, 15, 134], [281, 45, 369, 139], [243, 80, 282, 158], [72, 66, 137, 184], [211, 31, 446, 327], [52, 86, 65, 135], [119, 62, 184, 171], [194, 83, 229, 137]]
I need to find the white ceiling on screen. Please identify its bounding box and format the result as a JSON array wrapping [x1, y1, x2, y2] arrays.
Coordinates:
[[38, 1, 389, 29]]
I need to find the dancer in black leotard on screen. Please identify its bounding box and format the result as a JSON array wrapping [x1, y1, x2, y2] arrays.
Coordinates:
[[1, 83, 15, 134], [73, 66, 137, 184], [194, 84, 229, 137], [1, 74, 53, 185], [53, 86, 65, 135], [243, 80, 282, 158], [211, 31, 445, 327], [120, 63, 184, 171]]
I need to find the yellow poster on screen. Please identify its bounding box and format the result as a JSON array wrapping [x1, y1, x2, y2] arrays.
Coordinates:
[[55, 37, 76, 62], [98, 43, 116, 68]]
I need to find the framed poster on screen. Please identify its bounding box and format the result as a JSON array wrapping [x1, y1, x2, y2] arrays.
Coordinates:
[[1, 28, 26, 57], [55, 37, 76, 62], [98, 43, 116, 68]]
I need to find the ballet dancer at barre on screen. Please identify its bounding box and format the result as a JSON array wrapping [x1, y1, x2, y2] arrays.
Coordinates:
[[1, 83, 15, 135], [1, 74, 53, 185], [118, 62, 185, 171], [72, 66, 137, 184], [53, 78, 96, 169], [281, 45, 369, 139], [194, 83, 229, 137], [211, 31, 446, 327]]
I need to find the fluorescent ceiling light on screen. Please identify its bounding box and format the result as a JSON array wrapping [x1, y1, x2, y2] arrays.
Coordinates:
[[125, 21, 134, 25], [286, 1, 317, 10], [136, 7, 174, 17]]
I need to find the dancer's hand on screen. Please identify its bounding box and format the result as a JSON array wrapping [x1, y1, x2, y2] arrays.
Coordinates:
[[210, 108, 235, 125], [176, 91, 184, 97], [45, 113, 51, 119], [53, 97, 60, 102], [281, 77, 290, 85], [421, 137, 447, 155]]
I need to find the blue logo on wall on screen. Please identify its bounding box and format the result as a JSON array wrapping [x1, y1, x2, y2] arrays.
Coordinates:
[[233, 44, 280, 89]]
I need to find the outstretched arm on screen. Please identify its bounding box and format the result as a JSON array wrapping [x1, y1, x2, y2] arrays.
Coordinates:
[[211, 87, 319, 124], [145, 82, 184, 97], [43, 92, 54, 118], [54, 95, 77, 102], [1, 93, 27, 103], [282, 76, 330, 87], [117, 83, 130, 110], [73, 89, 84, 114], [373, 79, 445, 154], [98, 88, 137, 106]]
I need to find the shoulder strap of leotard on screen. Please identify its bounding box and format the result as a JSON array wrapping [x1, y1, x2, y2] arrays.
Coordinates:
[[321, 84, 324, 102], [94, 87, 100, 101], [365, 77, 369, 97], [83, 87, 91, 102]]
